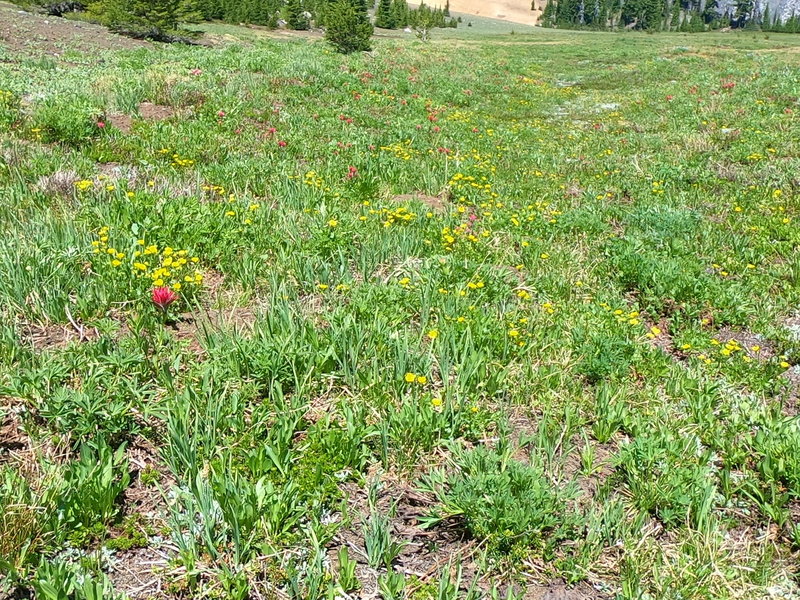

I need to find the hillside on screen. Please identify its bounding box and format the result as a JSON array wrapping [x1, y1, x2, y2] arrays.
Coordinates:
[[446, 0, 541, 25]]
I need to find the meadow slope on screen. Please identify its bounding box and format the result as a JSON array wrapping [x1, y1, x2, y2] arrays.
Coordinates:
[[2, 18, 800, 600]]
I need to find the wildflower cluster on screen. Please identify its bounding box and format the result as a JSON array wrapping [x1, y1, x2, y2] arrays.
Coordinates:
[[91, 227, 204, 299]]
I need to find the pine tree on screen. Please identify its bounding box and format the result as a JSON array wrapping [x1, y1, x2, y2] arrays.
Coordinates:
[[443, 0, 450, 16], [390, 0, 409, 26], [285, 0, 309, 28], [375, 0, 395, 27], [325, 0, 373, 52], [87, 0, 191, 35], [541, 0, 555, 25]]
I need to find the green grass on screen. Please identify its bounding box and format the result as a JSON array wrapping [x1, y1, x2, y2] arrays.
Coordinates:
[[1, 22, 800, 600]]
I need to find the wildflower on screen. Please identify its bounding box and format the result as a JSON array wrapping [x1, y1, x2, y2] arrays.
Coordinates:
[[152, 286, 178, 311], [416, 375, 427, 384], [431, 397, 443, 407], [328, 219, 338, 227], [427, 329, 439, 340], [404, 372, 417, 383], [508, 329, 520, 337], [780, 361, 791, 369]]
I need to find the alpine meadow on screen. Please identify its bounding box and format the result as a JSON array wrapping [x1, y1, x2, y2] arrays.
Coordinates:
[[1, 1, 800, 599]]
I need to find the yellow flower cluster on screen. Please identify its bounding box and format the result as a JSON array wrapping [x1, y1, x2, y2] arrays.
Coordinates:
[[379, 140, 419, 161], [404, 372, 428, 385], [440, 224, 486, 251], [381, 206, 416, 227], [304, 171, 329, 191], [91, 227, 204, 292], [159, 148, 194, 168], [75, 180, 94, 192]]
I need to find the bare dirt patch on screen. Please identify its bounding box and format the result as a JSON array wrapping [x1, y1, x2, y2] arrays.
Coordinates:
[[0, 399, 29, 457], [336, 479, 480, 593], [20, 320, 99, 351], [0, 1, 149, 58], [392, 191, 449, 213], [107, 102, 175, 134], [107, 546, 170, 600], [137, 101, 174, 121], [527, 581, 606, 599]]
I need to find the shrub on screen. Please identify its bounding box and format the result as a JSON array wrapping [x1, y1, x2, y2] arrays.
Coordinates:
[[324, 0, 373, 53], [419, 445, 580, 554]]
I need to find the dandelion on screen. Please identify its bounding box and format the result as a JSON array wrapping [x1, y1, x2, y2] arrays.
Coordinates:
[[416, 375, 427, 384], [404, 372, 417, 383], [427, 329, 439, 340], [328, 219, 339, 227], [780, 361, 791, 369]]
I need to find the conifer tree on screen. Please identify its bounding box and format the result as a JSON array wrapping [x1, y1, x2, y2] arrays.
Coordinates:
[[375, 0, 395, 27], [325, 0, 373, 52], [286, 0, 309, 29]]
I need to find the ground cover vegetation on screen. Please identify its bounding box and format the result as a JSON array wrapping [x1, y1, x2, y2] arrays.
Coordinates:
[[10, 0, 457, 44], [1, 14, 800, 600]]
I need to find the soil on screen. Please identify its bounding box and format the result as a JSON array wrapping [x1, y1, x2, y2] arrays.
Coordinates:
[[0, 1, 149, 58], [337, 479, 480, 594], [107, 102, 175, 133], [20, 320, 100, 351], [446, 0, 542, 25], [392, 191, 450, 213], [526, 581, 607, 599]]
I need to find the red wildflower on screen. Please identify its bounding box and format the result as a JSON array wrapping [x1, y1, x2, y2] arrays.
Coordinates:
[[277, 140, 287, 147], [152, 286, 178, 311]]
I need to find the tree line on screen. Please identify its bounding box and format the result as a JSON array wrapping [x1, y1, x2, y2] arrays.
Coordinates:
[[24, 0, 457, 44], [538, 0, 800, 31]]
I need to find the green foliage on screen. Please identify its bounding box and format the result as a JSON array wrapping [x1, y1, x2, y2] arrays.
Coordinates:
[[617, 430, 718, 528], [374, 0, 394, 28], [419, 445, 580, 554], [86, 0, 195, 37], [2, 18, 800, 600], [285, 0, 310, 30], [324, 0, 373, 53]]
